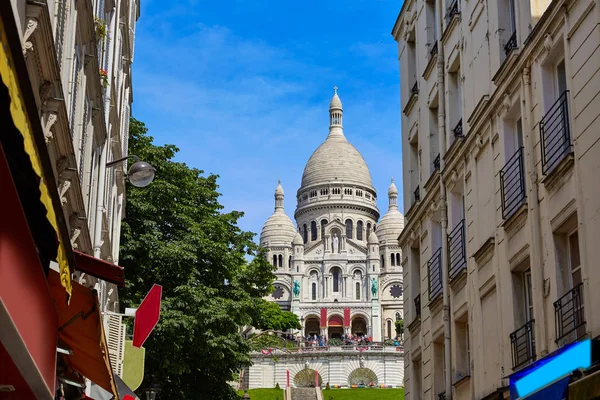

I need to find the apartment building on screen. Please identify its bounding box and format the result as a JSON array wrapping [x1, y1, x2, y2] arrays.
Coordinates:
[[392, 0, 600, 398], [1, 0, 140, 398]]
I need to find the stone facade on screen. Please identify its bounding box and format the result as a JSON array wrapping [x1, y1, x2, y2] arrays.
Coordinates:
[[8, 0, 139, 313], [393, 0, 600, 398], [260, 90, 405, 342]]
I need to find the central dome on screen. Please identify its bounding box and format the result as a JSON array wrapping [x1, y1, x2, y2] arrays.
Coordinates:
[[300, 88, 374, 191], [301, 136, 374, 189]]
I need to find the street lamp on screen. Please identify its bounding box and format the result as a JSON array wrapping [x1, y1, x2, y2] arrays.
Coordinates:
[[143, 375, 161, 400], [106, 155, 156, 188]]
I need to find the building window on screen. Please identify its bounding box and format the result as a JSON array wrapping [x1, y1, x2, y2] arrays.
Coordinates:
[[455, 317, 470, 378], [356, 282, 361, 300], [391, 253, 396, 266], [289, 255, 292, 270], [396, 253, 401, 267], [346, 219, 353, 239], [278, 254, 283, 268], [381, 254, 385, 269], [272, 255, 277, 266], [390, 285, 403, 299], [430, 105, 439, 175], [448, 66, 462, 146], [357, 221, 364, 241], [332, 268, 341, 292], [273, 286, 284, 300], [396, 312, 401, 321], [312, 282, 317, 300], [366, 222, 372, 238], [311, 221, 317, 241], [387, 320, 392, 339], [321, 219, 328, 238], [303, 224, 308, 243]]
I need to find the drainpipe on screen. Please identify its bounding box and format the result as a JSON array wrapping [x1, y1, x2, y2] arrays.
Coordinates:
[[436, 0, 452, 397], [522, 65, 548, 356], [93, 139, 108, 259]]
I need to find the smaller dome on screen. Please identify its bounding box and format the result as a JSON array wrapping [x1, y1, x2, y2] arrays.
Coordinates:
[[376, 211, 405, 244], [368, 231, 379, 244], [293, 232, 304, 246], [330, 86, 342, 110], [275, 180, 284, 196], [388, 179, 398, 196]]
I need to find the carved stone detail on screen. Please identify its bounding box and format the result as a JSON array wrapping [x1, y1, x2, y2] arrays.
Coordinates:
[[43, 112, 58, 143], [543, 34, 553, 52], [22, 18, 39, 56], [70, 228, 81, 249], [59, 179, 71, 205]]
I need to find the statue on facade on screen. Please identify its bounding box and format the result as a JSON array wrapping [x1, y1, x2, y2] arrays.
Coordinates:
[[332, 235, 339, 253], [293, 280, 300, 297], [371, 278, 378, 297]]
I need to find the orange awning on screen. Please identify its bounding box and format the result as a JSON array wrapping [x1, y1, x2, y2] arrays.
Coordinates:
[[73, 250, 125, 287], [49, 270, 119, 398]]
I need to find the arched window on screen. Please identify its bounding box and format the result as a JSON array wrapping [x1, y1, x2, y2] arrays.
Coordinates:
[[387, 320, 392, 339], [278, 254, 283, 268], [396, 253, 401, 267], [332, 268, 341, 292], [391, 254, 395, 266], [311, 221, 317, 241], [289, 255, 292, 269], [321, 219, 328, 238], [312, 283, 317, 300], [396, 312, 401, 321], [366, 222, 372, 238], [272, 255, 277, 266], [346, 219, 353, 239], [303, 224, 308, 243], [381, 254, 385, 269], [357, 221, 364, 241], [356, 282, 360, 300]]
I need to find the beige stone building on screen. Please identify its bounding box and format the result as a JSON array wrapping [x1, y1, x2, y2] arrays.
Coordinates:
[[392, 0, 600, 398]]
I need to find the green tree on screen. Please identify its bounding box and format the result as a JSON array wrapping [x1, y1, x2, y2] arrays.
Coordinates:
[[395, 319, 404, 337], [119, 118, 276, 400], [252, 300, 301, 332]]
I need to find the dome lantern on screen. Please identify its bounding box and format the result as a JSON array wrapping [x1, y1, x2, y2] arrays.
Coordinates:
[[329, 86, 343, 137]]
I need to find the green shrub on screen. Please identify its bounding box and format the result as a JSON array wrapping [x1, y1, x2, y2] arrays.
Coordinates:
[[275, 383, 280, 389], [328, 338, 342, 346]]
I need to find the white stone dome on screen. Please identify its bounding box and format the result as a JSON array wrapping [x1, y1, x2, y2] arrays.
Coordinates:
[[260, 182, 297, 246], [293, 232, 304, 246], [368, 231, 379, 244], [376, 179, 405, 244]]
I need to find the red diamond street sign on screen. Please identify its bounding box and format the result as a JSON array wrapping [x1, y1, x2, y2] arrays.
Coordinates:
[[133, 284, 162, 348]]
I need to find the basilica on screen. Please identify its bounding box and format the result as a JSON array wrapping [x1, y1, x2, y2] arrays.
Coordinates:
[[260, 89, 405, 342]]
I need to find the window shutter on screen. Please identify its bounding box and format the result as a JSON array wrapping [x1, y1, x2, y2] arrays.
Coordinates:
[[105, 314, 126, 376]]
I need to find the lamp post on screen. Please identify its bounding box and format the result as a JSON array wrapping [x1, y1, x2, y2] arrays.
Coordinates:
[[143, 375, 161, 400], [301, 316, 305, 341], [106, 155, 156, 188]]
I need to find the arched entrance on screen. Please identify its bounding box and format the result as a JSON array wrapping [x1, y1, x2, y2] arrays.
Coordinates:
[[294, 368, 323, 388], [348, 368, 378, 386], [351, 316, 368, 336], [328, 315, 343, 339], [304, 316, 320, 336]]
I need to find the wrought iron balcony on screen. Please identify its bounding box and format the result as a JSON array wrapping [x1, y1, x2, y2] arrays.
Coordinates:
[[504, 31, 517, 55], [510, 319, 536, 370], [453, 119, 463, 138], [540, 90, 571, 175], [554, 283, 585, 343], [448, 219, 466, 281], [430, 41, 439, 58], [414, 186, 421, 202], [445, 0, 460, 25], [414, 294, 421, 318], [500, 147, 526, 220], [428, 247, 443, 302], [411, 81, 419, 95], [433, 153, 441, 171]]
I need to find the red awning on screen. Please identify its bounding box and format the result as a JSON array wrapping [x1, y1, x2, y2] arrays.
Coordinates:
[[73, 251, 125, 287]]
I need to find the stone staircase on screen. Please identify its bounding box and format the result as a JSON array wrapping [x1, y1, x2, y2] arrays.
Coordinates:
[[290, 387, 318, 400]]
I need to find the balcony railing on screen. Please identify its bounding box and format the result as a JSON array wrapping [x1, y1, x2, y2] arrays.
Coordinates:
[[540, 90, 571, 175], [453, 118, 463, 138], [554, 283, 585, 343], [428, 247, 443, 302], [448, 219, 466, 281], [411, 81, 419, 95], [504, 31, 517, 55], [414, 295, 421, 318], [414, 186, 420, 202], [434, 153, 441, 171], [445, 0, 460, 25], [500, 147, 526, 220], [430, 41, 439, 58], [510, 319, 536, 370]]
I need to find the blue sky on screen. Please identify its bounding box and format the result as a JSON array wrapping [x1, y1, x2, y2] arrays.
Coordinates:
[[132, 0, 404, 242]]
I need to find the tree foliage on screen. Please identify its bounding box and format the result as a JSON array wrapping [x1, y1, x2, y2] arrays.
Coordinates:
[[119, 118, 276, 399], [395, 319, 404, 336], [252, 300, 301, 332]]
